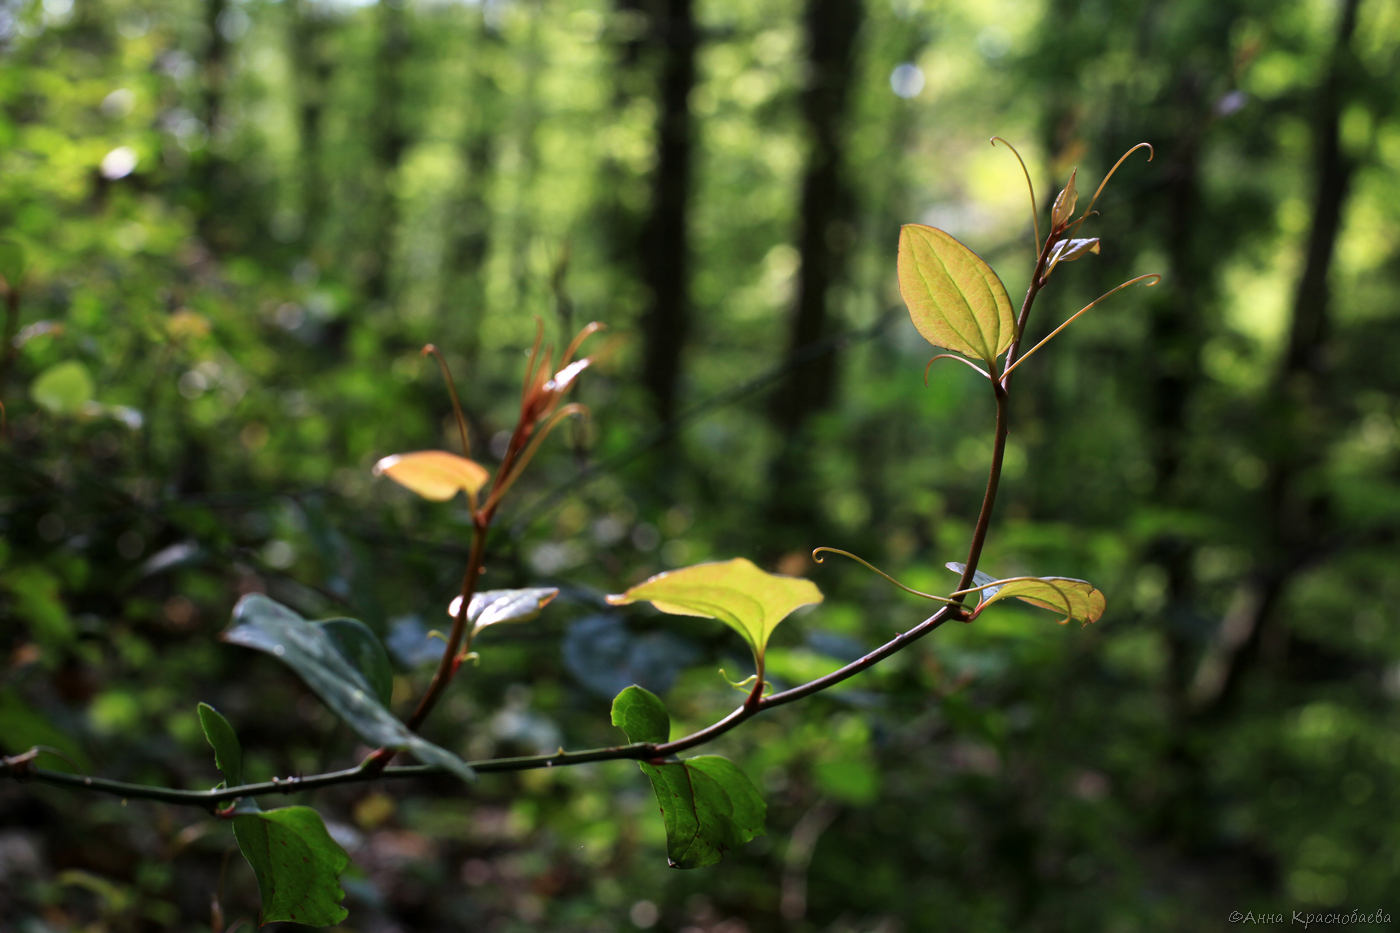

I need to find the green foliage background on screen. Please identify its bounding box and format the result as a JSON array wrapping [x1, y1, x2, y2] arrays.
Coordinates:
[[1, 0, 1397, 929]]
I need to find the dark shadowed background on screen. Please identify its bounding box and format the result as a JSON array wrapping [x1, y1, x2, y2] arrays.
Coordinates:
[[1, 0, 1397, 929]]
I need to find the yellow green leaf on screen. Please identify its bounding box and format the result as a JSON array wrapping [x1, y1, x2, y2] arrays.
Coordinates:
[[372, 450, 490, 501], [960, 575, 1105, 626], [897, 224, 1016, 365], [607, 558, 822, 663]]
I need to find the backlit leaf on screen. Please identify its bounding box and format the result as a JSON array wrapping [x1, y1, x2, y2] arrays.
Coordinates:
[[611, 686, 765, 868], [897, 224, 1016, 365], [607, 558, 822, 664], [977, 577, 1105, 625], [232, 805, 350, 926], [372, 450, 490, 501], [1051, 169, 1078, 230], [224, 595, 474, 782], [950, 571, 1105, 626]]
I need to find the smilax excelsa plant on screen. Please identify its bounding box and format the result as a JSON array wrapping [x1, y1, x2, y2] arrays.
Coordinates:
[[1, 140, 1158, 927]]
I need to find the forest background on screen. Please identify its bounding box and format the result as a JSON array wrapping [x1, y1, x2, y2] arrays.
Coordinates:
[[1, 0, 1397, 929]]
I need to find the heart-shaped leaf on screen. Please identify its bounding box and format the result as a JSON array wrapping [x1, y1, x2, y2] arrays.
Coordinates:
[[373, 450, 490, 501], [897, 224, 1016, 366], [607, 558, 822, 665], [946, 565, 1105, 626], [232, 805, 350, 926], [447, 587, 559, 636], [611, 686, 766, 868], [224, 595, 474, 782]]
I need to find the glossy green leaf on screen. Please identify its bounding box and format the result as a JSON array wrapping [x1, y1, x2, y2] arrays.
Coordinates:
[[0, 238, 26, 287], [30, 361, 95, 416], [639, 757, 766, 869], [197, 702, 243, 786], [372, 449, 490, 501], [897, 224, 1016, 365], [946, 565, 1105, 626], [447, 587, 559, 636], [232, 806, 350, 926], [318, 618, 394, 706], [224, 595, 474, 782], [610, 684, 669, 744], [606, 558, 822, 664], [610, 686, 765, 868]]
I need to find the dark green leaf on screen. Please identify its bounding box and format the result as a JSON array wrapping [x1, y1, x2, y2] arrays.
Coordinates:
[[232, 806, 350, 926], [197, 702, 243, 786], [224, 594, 474, 782], [610, 684, 669, 745], [610, 687, 765, 867], [639, 756, 766, 869], [318, 618, 394, 706]]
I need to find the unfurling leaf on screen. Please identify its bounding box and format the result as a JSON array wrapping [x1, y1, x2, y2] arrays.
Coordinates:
[[224, 595, 474, 782], [372, 450, 490, 501], [611, 686, 766, 868], [1044, 237, 1100, 279], [1051, 169, 1078, 230], [447, 587, 559, 636], [946, 565, 1105, 626], [897, 224, 1016, 366], [607, 558, 822, 665], [944, 561, 1005, 601], [232, 805, 350, 926]]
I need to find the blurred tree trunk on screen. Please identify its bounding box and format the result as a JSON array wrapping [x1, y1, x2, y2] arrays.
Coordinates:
[[637, 0, 697, 427], [288, 0, 335, 248], [764, 0, 863, 531], [1189, 0, 1363, 714], [195, 0, 229, 246], [437, 11, 503, 364], [363, 0, 409, 308]]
